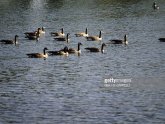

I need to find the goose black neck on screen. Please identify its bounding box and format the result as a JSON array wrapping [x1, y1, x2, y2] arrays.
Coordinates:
[[66, 34, 69, 43], [14, 36, 18, 44], [78, 43, 80, 51], [15, 36, 17, 43], [124, 35, 127, 42], [37, 29, 40, 36], [61, 28, 64, 34], [42, 27, 44, 31], [99, 31, 101, 38], [43, 49, 46, 55], [85, 28, 88, 34], [101, 44, 104, 51]]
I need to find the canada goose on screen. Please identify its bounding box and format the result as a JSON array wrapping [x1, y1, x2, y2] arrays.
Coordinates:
[[24, 28, 41, 37], [152, 2, 159, 10], [75, 28, 88, 37], [108, 34, 128, 45], [54, 33, 70, 43], [159, 38, 165, 42], [68, 42, 82, 54], [86, 30, 102, 41], [48, 46, 69, 56], [51, 28, 65, 37], [0, 35, 19, 44], [85, 43, 106, 53], [26, 47, 48, 58], [25, 28, 41, 41]]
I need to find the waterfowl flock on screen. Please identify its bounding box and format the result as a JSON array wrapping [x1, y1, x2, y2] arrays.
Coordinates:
[[0, 2, 163, 59], [0, 26, 127, 59]]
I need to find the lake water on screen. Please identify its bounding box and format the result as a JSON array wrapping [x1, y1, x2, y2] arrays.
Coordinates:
[[0, 0, 165, 123]]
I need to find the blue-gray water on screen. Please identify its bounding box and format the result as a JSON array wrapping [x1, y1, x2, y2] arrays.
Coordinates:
[[0, 0, 165, 123]]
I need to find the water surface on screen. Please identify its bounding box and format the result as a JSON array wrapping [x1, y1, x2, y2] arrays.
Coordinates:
[[0, 0, 165, 123]]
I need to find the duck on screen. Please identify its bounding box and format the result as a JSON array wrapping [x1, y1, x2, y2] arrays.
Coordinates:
[[51, 28, 65, 37], [85, 43, 106, 53], [0, 35, 19, 44], [68, 42, 82, 54], [26, 47, 48, 58], [108, 34, 128, 45], [152, 2, 159, 10], [48, 46, 69, 56], [75, 28, 88, 37], [54, 33, 70, 43], [86, 30, 102, 41], [159, 38, 165, 42]]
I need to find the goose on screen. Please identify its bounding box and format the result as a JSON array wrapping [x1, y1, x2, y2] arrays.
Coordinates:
[[152, 2, 159, 10], [108, 34, 128, 45], [25, 28, 41, 41], [26, 47, 48, 58], [75, 28, 88, 37], [86, 30, 102, 41], [54, 33, 70, 43], [24, 28, 41, 37], [51, 28, 65, 37], [0, 35, 19, 44], [85, 43, 106, 53], [48, 46, 69, 56], [68, 42, 82, 54], [159, 38, 165, 42]]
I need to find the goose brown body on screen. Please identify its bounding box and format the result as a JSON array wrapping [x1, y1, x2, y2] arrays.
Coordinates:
[[0, 35, 19, 44], [67, 42, 82, 54], [159, 38, 165, 42], [75, 28, 88, 37], [54, 33, 70, 43], [85, 43, 106, 53], [51, 28, 65, 37], [108, 35, 128, 45], [86, 31, 102, 41], [26, 47, 48, 58], [48, 46, 69, 56]]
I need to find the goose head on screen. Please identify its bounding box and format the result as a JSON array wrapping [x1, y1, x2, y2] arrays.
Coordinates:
[[78, 42, 83, 51], [44, 47, 48, 50], [78, 42, 83, 46], [67, 33, 70, 37], [15, 35, 19, 39], [43, 47, 48, 55], [63, 46, 69, 53]]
